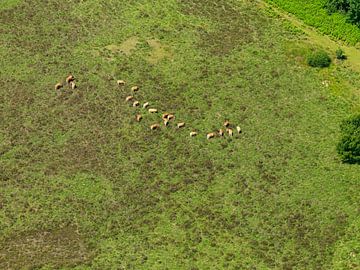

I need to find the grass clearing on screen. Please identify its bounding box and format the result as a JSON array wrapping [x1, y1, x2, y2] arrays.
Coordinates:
[[1, 0, 360, 269]]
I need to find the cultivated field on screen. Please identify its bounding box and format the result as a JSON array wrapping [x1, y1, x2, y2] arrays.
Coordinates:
[[1, 0, 359, 269]]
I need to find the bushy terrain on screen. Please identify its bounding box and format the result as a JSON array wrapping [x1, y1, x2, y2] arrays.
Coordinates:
[[1, 0, 359, 269], [265, 0, 360, 45]]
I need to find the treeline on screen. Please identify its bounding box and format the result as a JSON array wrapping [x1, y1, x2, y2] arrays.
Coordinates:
[[326, 0, 360, 26]]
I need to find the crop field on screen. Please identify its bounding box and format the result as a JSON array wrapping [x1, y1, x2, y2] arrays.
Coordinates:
[[0, 0, 360, 269], [264, 0, 360, 45]]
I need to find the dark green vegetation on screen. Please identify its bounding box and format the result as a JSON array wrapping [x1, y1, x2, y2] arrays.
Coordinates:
[[265, 0, 360, 44], [307, 50, 332, 68], [1, 0, 360, 269], [326, 0, 360, 26], [336, 48, 347, 59], [337, 114, 360, 164]]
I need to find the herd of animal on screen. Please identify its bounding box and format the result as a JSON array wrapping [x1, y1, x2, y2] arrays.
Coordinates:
[[54, 74, 242, 140]]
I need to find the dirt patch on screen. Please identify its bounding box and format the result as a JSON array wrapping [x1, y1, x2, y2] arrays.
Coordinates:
[[104, 36, 140, 56], [0, 226, 91, 269], [145, 39, 172, 64]]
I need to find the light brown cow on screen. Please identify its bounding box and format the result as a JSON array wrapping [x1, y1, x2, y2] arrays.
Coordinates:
[[117, 80, 125, 86], [69, 81, 76, 89], [177, 122, 185, 128], [224, 120, 230, 127], [227, 128, 233, 137], [125, 96, 134, 102], [163, 120, 169, 127], [66, 74, 74, 84], [207, 133, 215, 140], [236, 126, 242, 134], [150, 124, 160, 130], [55, 83, 63, 90], [148, 108, 158, 113], [131, 86, 139, 92], [132, 101, 140, 107], [190, 131, 197, 137], [218, 129, 224, 136], [143, 102, 149, 109], [136, 114, 142, 122], [167, 114, 175, 120], [162, 113, 170, 121]]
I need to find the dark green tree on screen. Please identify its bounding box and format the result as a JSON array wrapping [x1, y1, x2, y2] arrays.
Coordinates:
[[325, 0, 360, 25], [348, 0, 360, 26], [337, 114, 360, 164], [326, 0, 350, 13]]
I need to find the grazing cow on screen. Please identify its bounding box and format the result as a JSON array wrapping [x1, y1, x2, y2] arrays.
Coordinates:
[[167, 114, 175, 120], [218, 129, 224, 136], [131, 86, 139, 92], [224, 120, 230, 127], [117, 80, 125, 86], [236, 126, 242, 134], [150, 124, 160, 130], [66, 74, 74, 84], [55, 83, 63, 90], [148, 108, 158, 113], [227, 128, 233, 137], [69, 81, 76, 89], [143, 102, 149, 109], [190, 131, 197, 137], [163, 120, 169, 127], [207, 133, 215, 140], [136, 114, 142, 122], [177, 122, 185, 128], [125, 96, 134, 102], [133, 101, 140, 107], [162, 113, 169, 121]]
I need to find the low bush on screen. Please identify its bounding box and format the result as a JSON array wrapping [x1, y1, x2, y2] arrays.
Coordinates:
[[336, 48, 347, 59], [307, 50, 332, 68]]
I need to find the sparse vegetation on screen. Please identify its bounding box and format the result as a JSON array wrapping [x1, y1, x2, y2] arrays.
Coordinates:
[[1, 0, 360, 269]]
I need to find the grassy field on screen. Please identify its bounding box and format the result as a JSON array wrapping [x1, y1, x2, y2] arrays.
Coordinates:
[[1, 0, 360, 269], [264, 0, 360, 45]]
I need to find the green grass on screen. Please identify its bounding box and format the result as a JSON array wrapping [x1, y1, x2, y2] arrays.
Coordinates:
[[0, 0, 360, 269], [264, 0, 360, 45]]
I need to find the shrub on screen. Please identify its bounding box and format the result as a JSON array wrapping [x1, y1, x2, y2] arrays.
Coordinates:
[[337, 114, 360, 164], [336, 48, 347, 59], [307, 50, 331, 68]]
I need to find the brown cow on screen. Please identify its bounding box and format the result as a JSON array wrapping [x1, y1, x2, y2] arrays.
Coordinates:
[[207, 133, 215, 140], [150, 124, 160, 130], [54, 83, 63, 90]]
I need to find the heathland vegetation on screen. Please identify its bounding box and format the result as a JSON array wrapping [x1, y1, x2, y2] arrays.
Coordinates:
[[1, 0, 359, 269]]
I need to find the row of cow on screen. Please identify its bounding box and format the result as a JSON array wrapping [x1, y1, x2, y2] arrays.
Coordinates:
[[118, 80, 242, 140]]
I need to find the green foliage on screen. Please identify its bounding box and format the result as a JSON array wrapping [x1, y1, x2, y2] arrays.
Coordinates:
[[326, 0, 360, 26], [307, 50, 332, 67], [336, 47, 347, 59], [348, 0, 360, 26], [337, 114, 360, 164], [265, 0, 360, 44]]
